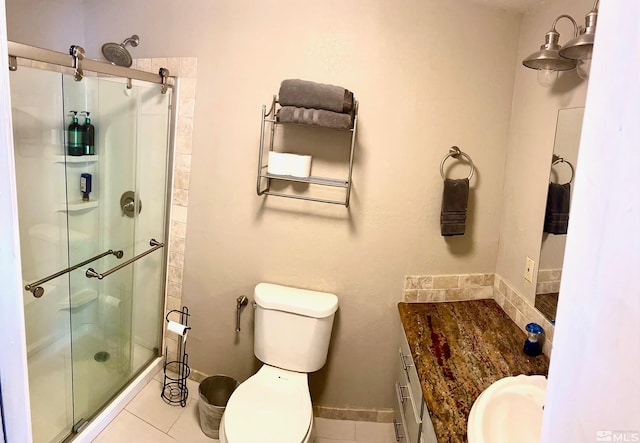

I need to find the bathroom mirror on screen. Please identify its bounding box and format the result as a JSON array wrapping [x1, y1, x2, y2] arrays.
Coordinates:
[[534, 107, 584, 324]]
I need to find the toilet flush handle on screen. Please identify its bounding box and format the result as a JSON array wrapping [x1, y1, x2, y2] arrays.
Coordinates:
[[236, 295, 248, 332]]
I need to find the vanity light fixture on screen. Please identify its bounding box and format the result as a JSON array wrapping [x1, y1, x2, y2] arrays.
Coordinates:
[[522, 0, 599, 86]]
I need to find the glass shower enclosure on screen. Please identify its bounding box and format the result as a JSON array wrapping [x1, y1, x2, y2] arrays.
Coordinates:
[[9, 43, 175, 443]]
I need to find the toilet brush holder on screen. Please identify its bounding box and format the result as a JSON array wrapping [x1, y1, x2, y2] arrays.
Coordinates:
[[161, 306, 191, 407]]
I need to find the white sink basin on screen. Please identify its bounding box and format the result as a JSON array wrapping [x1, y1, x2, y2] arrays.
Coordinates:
[[467, 374, 547, 443]]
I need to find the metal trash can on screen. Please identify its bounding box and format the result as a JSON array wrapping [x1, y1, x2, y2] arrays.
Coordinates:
[[198, 375, 239, 439]]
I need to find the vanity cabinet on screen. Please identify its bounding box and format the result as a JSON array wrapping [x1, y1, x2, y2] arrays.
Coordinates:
[[393, 327, 438, 443]]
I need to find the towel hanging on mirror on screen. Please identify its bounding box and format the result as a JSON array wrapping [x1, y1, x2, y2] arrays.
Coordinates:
[[543, 182, 570, 235]]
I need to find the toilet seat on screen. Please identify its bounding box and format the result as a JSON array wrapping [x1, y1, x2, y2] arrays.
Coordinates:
[[223, 365, 312, 443]]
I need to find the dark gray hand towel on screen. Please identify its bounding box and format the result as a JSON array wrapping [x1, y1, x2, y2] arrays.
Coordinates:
[[543, 182, 570, 235], [440, 178, 469, 236], [277, 106, 353, 130], [279, 79, 354, 114]]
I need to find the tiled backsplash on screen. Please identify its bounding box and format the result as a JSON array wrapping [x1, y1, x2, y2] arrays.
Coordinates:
[[403, 273, 494, 302], [536, 269, 562, 294], [403, 273, 554, 356], [493, 274, 554, 356]]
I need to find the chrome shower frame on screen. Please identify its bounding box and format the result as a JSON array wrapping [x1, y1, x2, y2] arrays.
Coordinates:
[[7, 38, 180, 378], [8, 41, 169, 89]]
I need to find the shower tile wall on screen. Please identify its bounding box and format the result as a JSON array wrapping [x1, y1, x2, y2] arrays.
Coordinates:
[[133, 57, 197, 361]]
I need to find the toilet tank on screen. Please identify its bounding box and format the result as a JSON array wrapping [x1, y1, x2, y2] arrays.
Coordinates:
[[253, 283, 338, 373]]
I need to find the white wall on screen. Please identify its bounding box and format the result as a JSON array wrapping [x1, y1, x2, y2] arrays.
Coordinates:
[[0, 0, 33, 439], [495, 0, 592, 303], [541, 1, 640, 439], [5, 0, 85, 52]]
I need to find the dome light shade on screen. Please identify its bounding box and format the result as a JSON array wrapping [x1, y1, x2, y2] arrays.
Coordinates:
[[521, 1, 600, 87], [522, 24, 577, 72], [559, 8, 598, 60]]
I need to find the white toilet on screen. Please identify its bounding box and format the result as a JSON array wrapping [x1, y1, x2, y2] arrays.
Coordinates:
[[219, 282, 339, 443]]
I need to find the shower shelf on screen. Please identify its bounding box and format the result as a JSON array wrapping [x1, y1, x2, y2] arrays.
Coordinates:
[[57, 200, 99, 212], [59, 289, 98, 310], [53, 155, 99, 164]]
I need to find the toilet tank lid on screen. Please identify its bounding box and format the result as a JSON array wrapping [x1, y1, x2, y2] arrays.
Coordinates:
[[254, 283, 338, 318]]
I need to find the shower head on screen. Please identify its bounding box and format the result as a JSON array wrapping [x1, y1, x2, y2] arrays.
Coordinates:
[[101, 34, 139, 67]]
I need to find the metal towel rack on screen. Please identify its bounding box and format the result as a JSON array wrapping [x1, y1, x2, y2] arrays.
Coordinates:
[[551, 154, 575, 185], [440, 146, 475, 181], [256, 95, 358, 207], [86, 239, 164, 280], [25, 249, 124, 298]]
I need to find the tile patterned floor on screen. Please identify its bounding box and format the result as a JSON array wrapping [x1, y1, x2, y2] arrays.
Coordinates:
[[93, 370, 396, 443]]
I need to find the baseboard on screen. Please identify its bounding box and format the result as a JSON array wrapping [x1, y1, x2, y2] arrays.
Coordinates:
[[189, 368, 393, 423], [313, 406, 394, 423]]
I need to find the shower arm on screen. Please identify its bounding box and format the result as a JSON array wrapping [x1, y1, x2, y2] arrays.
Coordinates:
[[121, 35, 140, 48]]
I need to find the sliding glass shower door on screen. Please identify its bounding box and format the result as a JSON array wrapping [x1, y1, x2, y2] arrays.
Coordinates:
[[11, 64, 171, 442], [12, 65, 75, 443]]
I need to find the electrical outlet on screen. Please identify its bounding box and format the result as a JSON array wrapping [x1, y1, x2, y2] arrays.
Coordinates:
[[524, 256, 535, 283]]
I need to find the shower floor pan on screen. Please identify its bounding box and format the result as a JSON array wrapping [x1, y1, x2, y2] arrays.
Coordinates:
[[27, 325, 154, 443]]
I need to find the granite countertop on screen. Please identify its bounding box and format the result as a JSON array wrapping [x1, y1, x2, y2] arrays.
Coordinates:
[[398, 300, 549, 443]]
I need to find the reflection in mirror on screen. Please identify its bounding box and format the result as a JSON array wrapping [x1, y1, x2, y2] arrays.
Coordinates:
[[535, 107, 585, 324]]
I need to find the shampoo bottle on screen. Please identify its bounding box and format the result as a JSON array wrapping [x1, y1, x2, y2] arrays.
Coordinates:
[[80, 173, 92, 201], [81, 111, 95, 155], [67, 111, 83, 156]]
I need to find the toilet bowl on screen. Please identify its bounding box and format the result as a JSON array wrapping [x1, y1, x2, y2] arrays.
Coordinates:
[[219, 283, 338, 443], [219, 365, 313, 443]]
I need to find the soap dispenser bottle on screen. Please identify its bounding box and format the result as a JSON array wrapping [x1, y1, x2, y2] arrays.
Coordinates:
[[67, 111, 83, 156], [80, 173, 92, 201], [523, 323, 544, 356], [81, 111, 95, 155]]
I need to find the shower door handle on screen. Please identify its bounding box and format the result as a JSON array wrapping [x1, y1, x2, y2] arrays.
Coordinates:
[[25, 249, 124, 297], [86, 239, 164, 280]]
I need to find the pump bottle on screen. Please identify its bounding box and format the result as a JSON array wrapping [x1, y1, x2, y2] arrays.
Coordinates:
[[67, 111, 83, 156], [81, 111, 95, 155]]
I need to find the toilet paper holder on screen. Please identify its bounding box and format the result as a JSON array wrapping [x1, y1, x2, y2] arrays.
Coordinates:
[[162, 306, 191, 407]]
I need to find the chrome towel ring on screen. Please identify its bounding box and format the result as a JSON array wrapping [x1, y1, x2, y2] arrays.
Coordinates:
[[440, 146, 475, 181], [551, 154, 575, 185]]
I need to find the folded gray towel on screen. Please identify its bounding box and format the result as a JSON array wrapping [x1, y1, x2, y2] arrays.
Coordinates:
[[543, 182, 570, 234], [277, 106, 353, 130], [440, 178, 469, 236], [279, 79, 354, 114]]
